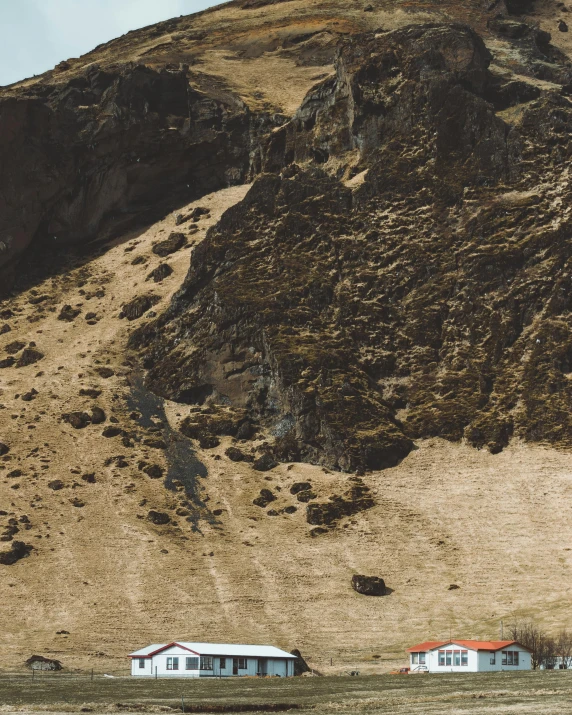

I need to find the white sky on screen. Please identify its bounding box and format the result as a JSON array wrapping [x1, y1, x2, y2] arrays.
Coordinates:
[[0, 0, 225, 87]]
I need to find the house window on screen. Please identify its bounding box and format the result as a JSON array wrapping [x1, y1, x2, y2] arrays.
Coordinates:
[[501, 651, 519, 666], [186, 657, 199, 670], [419, 652, 426, 665], [411, 653, 418, 664], [166, 657, 179, 671], [439, 651, 445, 666], [200, 656, 213, 670], [446, 650, 452, 666], [461, 651, 468, 666], [454, 651, 461, 666], [138, 659, 146, 669], [238, 657, 248, 670], [490, 653, 496, 665], [220, 658, 226, 669]]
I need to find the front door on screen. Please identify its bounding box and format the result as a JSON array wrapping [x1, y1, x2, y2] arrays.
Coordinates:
[[233, 658, 239, 675], [258, 658, 267, 676]]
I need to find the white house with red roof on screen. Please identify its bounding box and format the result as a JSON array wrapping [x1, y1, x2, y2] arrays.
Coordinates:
[[129, 642, 297, 678], [406, 640, 532, 673]]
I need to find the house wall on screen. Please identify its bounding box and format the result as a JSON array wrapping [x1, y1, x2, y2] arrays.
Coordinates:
[[131, 645, 293, 678], [411, 648, 479, 673], [478, 648, 531, 672]]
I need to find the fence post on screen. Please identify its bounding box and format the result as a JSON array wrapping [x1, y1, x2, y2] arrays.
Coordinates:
[[181, 696, 185, 713], [155, 666, 158, 679], [91, 669, 94, 681]]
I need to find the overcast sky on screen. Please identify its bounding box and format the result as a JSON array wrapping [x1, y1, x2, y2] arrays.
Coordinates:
[[0, 0, 225, 87]]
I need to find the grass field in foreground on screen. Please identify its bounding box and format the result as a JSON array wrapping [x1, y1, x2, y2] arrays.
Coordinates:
[[1, 670, 572, 714]]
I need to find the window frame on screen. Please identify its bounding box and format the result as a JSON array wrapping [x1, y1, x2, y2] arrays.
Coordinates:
[[490, 652, 496, 665], [220, 657, 226, 670], [446, 650, 452, 666], [411, 653, 418, 664], [200, 656, 213, 671], [138, 658, 146, 669], [166, 657, 179, 671], [461, 651, 468, 667], [186, 656, 199, 671], [238, 657, 248, 670], [438, 651, 445, 666]]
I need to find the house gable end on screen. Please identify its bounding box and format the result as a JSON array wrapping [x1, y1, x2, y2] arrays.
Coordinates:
[[148, 642, 200, 657]]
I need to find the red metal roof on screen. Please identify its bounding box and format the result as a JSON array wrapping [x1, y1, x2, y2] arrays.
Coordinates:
[[407, 640, 531, 652]]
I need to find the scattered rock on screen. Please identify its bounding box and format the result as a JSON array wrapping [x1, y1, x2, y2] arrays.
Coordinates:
[[90, 407, 106, 424], [131, 256, 147, 266], [7, 469, 22, 478], [290, 482, 312, 495], [283, 505, 297, 514], [81, 473, 96, 483], [199, 435, 220, 449], [351, 575, 387, 596], [309, 527, 329, 538], [147, 510, 171, 525], [5, 340, 26, 354], [120, 294, 161, 320], [253, 454, 278, 472], [142, 437, 167, 449], [236, 421, 255, 440], [146, 263, 173, 283], [253, 488, 276, 507], [291, 649, 311, 676], [559, 19, 569, 31], [21, 389, 38, 402], [0, 443, 10, 456], [448, 584, 461, 590], [225, 446, 253, 462], [94, 367, 114, 379], [306, 480, 374, 526], [152, 232, 187, 257], [0, 541, 33, 565], [296, 490, 317, 503], [0, 357, 15, 368], [63, 411, 91, 429], [48, 480, 65, 490], [69, 498, 85, 508], [25, 655, 62, 671], [142, 464, 164, 479], [58, 305, 81, 322], [16, 348, 44, 367], [102, 426, 122, 438], [0, 324, 11, 334], [80, 388, 102, 398]]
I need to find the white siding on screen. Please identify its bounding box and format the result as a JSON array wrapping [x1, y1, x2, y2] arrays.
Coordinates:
[[410, 646, 532, 673], [131, 645, 293, 678], [478, 648, 531, 672]]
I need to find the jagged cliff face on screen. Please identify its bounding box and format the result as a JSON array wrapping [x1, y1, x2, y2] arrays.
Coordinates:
[[133, 19, 572, 469]]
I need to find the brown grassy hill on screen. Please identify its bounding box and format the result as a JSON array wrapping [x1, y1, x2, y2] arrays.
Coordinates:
[[1, 0, 572, 675]]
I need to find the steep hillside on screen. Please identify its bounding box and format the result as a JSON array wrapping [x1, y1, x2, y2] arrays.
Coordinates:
[[1, 0, 572, 673]]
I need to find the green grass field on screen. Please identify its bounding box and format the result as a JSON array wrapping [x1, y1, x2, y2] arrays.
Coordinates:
[[1, 670, 572, 714]]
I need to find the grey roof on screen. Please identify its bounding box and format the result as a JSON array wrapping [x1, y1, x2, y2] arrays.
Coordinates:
[[129, 642, 296, 659]]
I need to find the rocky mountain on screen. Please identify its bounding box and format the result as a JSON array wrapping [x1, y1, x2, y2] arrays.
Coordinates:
[[1, 0, 572, 672]]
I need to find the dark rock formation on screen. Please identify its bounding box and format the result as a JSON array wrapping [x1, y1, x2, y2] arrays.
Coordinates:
[[141, 464, 164, 479], [58, 305, 81, 322], [120, 294, 160, 320], [0, 540, 33, 565], [147, 510, 171, 525], [296, 490, 316, 503], [0, 63, 263, 288], [25, 655, 63, 670], [62, 411, 91, 429], [152, 232, 187, 257], [225, 446, 253, 462], [253, 454, 278, 472], [0, 443, 10, 456], [290, 649, 311, 675], [94, 367, 114, 379], [146, 263, 173, 283], [306, 481, 374, 526], [21, 388, 38, 402], [16, 348, 43, 367], [90, 407, 106, 424], [130, 21, 572, 468], [5, 340, 26, 354], [351, 575, 387, 596], [253, 488, 276, 507], [48, 480, 64, 490], [290, 482, 312, 495], [102, 426, 122, 438]]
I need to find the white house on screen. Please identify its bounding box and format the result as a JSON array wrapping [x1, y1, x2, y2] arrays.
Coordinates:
[[129, 642, 297, 678], [406, 640, 532, 673]]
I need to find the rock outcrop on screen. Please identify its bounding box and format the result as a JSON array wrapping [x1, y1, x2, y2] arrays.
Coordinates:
[[130, 21, 572, 469]]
